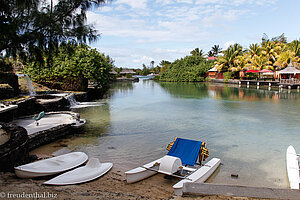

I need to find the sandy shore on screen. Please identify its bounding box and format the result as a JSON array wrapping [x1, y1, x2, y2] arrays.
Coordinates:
[[0, 166, 273, 200]]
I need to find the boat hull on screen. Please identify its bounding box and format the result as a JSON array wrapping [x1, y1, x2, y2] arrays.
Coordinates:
[[14, 152, 88, 178], [286, 145, 299, 189], [44, 159, 112, 185], [125, 158, 162, 183], [173, 157, 221, 196]]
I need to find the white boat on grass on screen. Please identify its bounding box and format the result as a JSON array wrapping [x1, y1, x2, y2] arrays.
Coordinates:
[[44, 158, 113, 185], [125, 137, 221, 196], [286, 145, 300, 189], [15, 152, 88, 178]]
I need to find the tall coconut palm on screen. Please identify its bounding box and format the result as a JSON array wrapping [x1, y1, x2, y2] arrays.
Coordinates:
[[232, 55, 249, 72], [248, 43, 261, 58], [251, 55, 270, 70], [190, 48, 205, 57], [207, 51, 214, 57], [261, 41, 278, 65], [215, 43, 243, 72], [274, 50, 300, 69], [289, 40, 300, 57], [211, 45, 222, 57]]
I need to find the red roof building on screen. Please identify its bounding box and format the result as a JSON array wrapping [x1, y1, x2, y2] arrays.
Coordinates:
[[207, 57, 217, 61]]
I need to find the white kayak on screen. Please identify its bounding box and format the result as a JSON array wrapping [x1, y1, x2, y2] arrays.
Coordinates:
[[43, 158, 113, 185], [15, 152, 88, 178], [286, 145, 300, 189]]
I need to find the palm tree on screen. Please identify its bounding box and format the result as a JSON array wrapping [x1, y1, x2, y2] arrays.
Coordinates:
[[215, 43, 243, 72], [207, 51, 214, 57], [232, 55, 249, 72], [274, 51, 300, 69], [289, 40, 300, 57], [248, 43, 261, 58], [190, 48, 205, 57], [211, 45, 222, 57], [261, 41, 278, 65], [251, 56, 270, 70]]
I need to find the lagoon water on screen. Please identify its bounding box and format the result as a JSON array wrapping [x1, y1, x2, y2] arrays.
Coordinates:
[[35, 78, 300, 188]]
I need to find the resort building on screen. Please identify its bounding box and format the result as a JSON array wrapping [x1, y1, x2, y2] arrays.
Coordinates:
[[278, 63, 300, 84], [120, 68, 136, 76], [207, 67, 223, 79], [206, 57, 217, 61], [207, 67, 218, 78], [109, 68, 136, 76]]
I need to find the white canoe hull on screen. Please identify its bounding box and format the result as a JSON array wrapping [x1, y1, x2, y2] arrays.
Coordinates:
[[173, 157, 221, 196], [286, 145, 299, 189], [14, 152, 88, 178], [44, 158, 112, 185], [125, 158, 162, 183]]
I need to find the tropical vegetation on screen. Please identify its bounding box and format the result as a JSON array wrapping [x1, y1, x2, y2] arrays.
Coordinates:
[[157, 48, 214, 82], [1, 0, 113, 91], [215, 34, 300, 75], [24, 43, 113, 91]]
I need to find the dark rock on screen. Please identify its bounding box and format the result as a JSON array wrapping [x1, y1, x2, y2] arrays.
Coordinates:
[[0, 122, 30, 172], [0, 87, 15, 100], [14, 97, 38, 117], [28, 124, 72, 151], [35, 97, 69, 112], [231, 174, 239, 178], [0, 105, 18, 123], [0, 72, 19, 99], [74, 92, 88, 102]]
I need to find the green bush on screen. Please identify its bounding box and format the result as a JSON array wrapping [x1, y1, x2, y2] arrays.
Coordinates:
[[125, 74, 132, 78], [24, 43, 113, 91], [159, 55, 213, 82], [223, 72, 231, 82]]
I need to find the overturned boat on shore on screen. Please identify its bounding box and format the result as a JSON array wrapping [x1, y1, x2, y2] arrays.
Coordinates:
[[44, 158, 113, 185], [14, 152, 88, 178], [125, 137, 221, 196]]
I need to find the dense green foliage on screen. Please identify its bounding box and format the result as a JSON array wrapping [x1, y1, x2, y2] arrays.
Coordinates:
[[158, 51, 214, 82], [24, 43, 113, 90], [1, 0, 108, 60]]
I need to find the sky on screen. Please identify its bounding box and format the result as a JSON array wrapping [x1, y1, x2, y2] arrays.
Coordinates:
[[86, 0, 300, 69]]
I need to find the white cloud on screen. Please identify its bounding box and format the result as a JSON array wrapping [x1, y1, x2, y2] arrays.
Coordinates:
[[115, 0, 148, 9], [86, 0, 282, 67], [133, 56, 154, 64], [176, 0, 194, 4], [98, 6, 113, 12], [223, 41, 235, 49], [195, 0, 277, 6], [155, 0, 175, 5]]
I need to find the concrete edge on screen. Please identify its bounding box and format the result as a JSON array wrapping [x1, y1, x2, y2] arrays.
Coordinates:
[[183, 182, 300, 200]]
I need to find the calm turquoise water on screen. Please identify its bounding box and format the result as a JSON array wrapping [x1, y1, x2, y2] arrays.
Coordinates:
[[50, 79, 300, 188]]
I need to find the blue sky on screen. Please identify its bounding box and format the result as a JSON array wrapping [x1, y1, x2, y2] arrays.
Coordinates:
[[86, 0, 300, 68]]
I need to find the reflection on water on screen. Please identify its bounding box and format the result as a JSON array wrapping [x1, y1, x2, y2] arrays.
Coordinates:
[[33, 80, 300, 188]]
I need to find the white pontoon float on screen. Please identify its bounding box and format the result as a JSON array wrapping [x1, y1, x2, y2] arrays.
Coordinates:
[[286, 145, 300, 189], [125, 137, 221, 196]]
